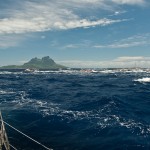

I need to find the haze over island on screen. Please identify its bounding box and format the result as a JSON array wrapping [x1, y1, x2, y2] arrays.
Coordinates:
[[0, 0, 150, 68]]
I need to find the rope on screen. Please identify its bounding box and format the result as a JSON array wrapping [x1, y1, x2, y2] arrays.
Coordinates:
[[3, 121, 53, 150], [9, 144, 18, 150]]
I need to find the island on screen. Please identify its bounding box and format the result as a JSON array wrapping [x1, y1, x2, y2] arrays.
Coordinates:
[[0, 56, 67, 70]]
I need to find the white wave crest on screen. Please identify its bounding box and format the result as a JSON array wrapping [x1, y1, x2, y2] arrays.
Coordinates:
[[97, 114, 150, 136], [134, 77, 150, 83], [0, 90, 15, 94]]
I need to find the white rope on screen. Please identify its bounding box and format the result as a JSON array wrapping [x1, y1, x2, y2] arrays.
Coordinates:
[[9, 144, 18, 150], [3, 121, 53, 150]]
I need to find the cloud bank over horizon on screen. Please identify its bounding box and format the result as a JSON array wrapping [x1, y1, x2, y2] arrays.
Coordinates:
[[57, 56, 150, 68]]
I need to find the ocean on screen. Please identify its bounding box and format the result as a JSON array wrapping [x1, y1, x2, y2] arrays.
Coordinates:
[[0, 69, 150, 150]]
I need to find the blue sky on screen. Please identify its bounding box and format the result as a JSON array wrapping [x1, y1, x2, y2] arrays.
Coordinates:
[[0, 0, 150, 68]]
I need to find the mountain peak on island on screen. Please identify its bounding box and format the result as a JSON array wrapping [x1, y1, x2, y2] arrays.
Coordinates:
[[23, 56, 57, 69], [42, 56, 55, 65], [0, 56, 67, 70]]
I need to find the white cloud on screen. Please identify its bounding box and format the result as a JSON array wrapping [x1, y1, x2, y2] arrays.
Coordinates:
[[0, 35, 24, 48], [64, 44, 79, 49], [63, 33, 150, 49], [114, 56, 150, 62], [0, 0, 147, 48], [94, 41, 146, 48], [57, 56, 150, 68], [94, 33, 150, 48], [41, 36, 46, 39], [108, 10, 128, 17], [0, 0, 134, 34], [62, 40, 94, 49], [0, 16, 126, 34], [112, 0, 146, 5], [0, 34, 35, 49], [57, 0, 146, 7]]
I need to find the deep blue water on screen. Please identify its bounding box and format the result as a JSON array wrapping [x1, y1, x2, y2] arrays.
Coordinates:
[[1, 70, 150, 150]]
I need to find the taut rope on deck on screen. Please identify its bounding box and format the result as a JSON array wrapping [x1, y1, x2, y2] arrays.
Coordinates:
[[0, 111, 53, 150], [3, 121, 53, 150], [9, 144, 17, 150]]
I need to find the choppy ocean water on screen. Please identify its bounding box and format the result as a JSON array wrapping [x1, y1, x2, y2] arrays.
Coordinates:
[[1, 69, 150, 150]]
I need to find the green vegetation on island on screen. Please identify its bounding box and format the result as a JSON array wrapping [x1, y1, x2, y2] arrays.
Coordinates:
[[0, 56, 67, 70]]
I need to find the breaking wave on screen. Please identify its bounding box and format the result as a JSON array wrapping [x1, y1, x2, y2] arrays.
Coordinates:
[[134, 77, 150, 83]]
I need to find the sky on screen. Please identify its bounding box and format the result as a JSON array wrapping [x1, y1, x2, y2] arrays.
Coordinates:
[[0, 0, 150, 68]]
